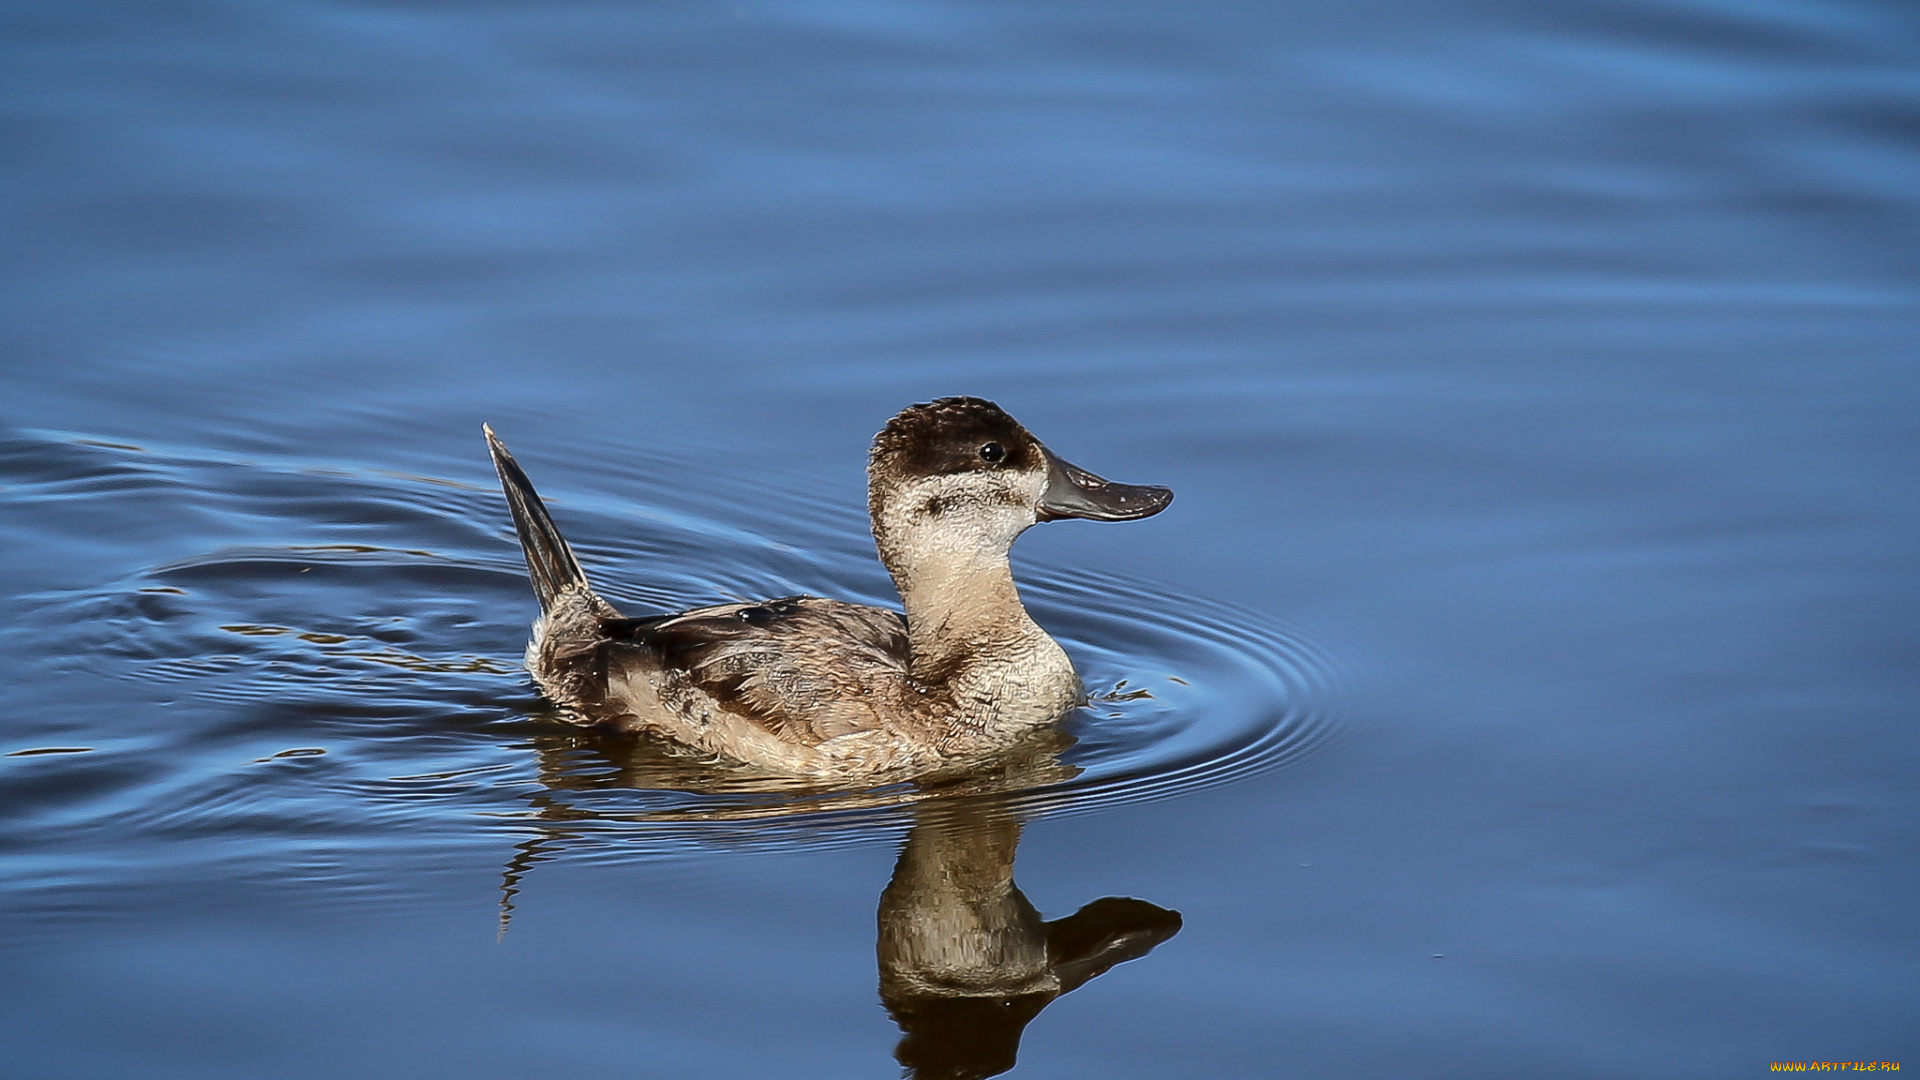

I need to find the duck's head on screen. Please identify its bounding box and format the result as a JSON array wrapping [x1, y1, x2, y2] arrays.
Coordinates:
[[868, 397, 1172, 573]]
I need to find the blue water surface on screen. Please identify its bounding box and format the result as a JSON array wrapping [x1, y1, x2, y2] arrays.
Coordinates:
[[2, 0, 1916, 1076]]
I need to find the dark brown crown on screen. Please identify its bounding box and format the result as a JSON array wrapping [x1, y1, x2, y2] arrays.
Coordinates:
[[870, 397, 1042, 478]]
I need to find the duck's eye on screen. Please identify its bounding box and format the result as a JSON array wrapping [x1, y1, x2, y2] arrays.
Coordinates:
[[978, 442, 1005, 464]]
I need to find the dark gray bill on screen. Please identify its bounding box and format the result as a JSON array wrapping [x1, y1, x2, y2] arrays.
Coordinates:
[[1037, 449, 1173, 522]]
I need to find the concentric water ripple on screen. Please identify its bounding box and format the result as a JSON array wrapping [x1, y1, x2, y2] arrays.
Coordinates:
[[1, 426, 1350, 878]]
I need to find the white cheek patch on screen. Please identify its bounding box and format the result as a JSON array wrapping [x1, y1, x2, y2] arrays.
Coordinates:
[[894, 471, 1041, 554], [1014, 466, 1049, 507]]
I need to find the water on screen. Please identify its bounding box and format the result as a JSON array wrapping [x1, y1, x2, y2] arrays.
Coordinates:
[[2, 0, 1915, 1076]]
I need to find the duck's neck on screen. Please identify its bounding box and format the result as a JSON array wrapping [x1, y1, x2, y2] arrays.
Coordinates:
[[887, 548, 1079, 719], [892, 548, 1029, 674]]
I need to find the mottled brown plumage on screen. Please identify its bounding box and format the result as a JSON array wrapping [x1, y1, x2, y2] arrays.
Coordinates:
[[485, 397, 1171, 780]]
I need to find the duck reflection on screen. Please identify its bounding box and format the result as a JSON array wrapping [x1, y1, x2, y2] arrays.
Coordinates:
[[503, 726, 1181, 1079], [879, 801, 1180, 1079]]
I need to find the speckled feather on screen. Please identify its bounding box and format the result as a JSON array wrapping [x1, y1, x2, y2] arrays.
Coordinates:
[[603, 596, 915, 744]]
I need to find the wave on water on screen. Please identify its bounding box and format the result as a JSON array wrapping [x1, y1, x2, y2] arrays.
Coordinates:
[[0, 427, 1352, 872]]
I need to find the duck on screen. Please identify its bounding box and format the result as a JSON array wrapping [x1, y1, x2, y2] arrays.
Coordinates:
[[484, 396, 1171, 779]]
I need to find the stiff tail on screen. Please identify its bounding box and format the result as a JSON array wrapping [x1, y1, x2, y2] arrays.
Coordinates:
[[484, 424, 591, 613]]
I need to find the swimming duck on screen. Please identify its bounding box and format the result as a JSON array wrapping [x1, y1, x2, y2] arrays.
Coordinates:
[[484, 397, 1171, 779]]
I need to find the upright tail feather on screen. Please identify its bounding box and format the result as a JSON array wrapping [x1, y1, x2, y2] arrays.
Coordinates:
[[484, 424, 591, 613]]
